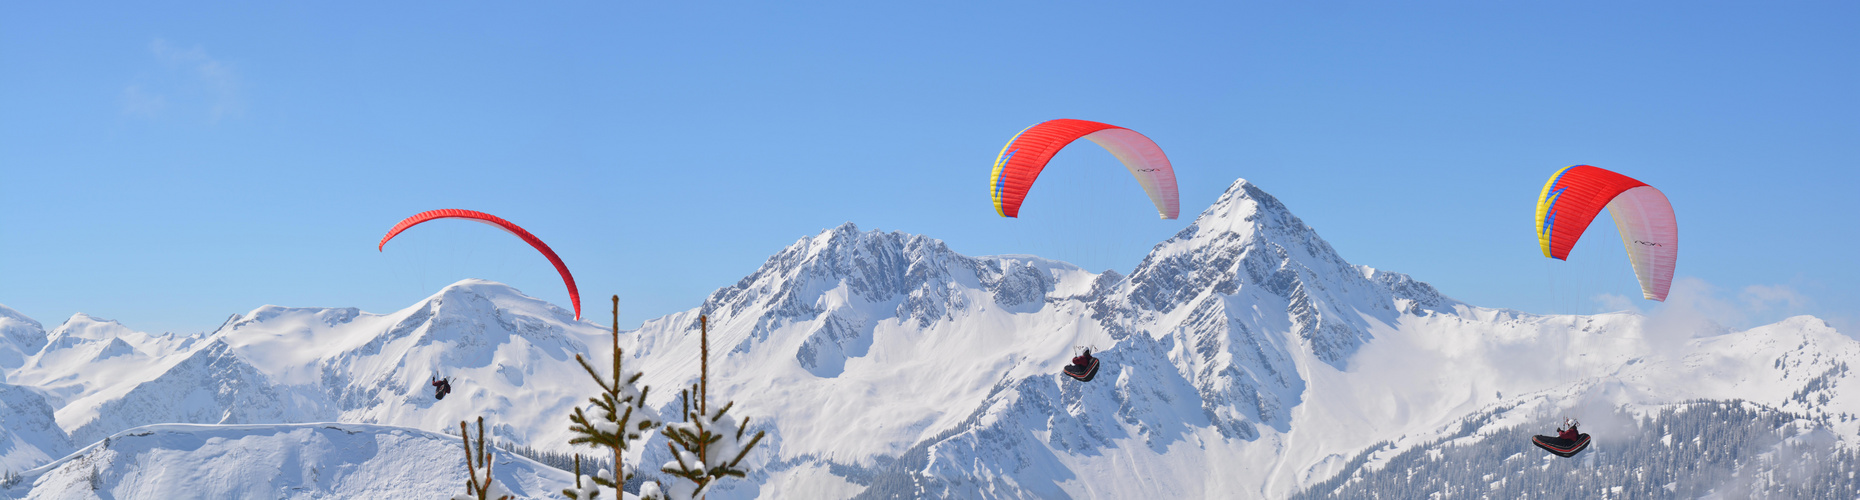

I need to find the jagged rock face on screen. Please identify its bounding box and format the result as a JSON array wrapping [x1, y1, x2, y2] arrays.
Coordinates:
[[1106, 179, 1422, 439], [687, 223, 1066, 375], [701, 223, 1056, 328], [1126, 180, 1397, 365], [1361, 267, 1455, 315]]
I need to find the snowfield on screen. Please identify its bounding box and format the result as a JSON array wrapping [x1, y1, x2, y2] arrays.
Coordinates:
[[1, 178, 1855, 498], [5, 422, 573, 500]]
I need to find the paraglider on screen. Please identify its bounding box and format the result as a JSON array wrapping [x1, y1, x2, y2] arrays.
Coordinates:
[[378, 209, 583, 320], [431, 376, 453, 400], [989, 119, 1179, 219], [1063, 347, 1100, 382], [1534, 165, 1677, 301], [1532, 418, 1591, 458]]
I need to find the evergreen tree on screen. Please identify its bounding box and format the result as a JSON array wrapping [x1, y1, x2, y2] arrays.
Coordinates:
[[564, 296, 665, 499], [455, 416, 515, 500], [639, 315, 767, 500]]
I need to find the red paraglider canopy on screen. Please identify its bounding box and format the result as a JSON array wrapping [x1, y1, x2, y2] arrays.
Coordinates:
[[989, 119, 1179, 219], [378, 209, 582, 320]]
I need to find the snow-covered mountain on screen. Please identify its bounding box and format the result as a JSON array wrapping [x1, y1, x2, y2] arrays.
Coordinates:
[[1, 177, 1856, 498], [5, 281, 621, 456]]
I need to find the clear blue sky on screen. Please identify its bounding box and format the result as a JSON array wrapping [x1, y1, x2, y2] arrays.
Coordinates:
[[3, 2, 1855, 335]]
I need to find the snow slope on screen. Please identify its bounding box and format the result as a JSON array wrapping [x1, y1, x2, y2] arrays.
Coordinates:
[[3, 422, 572, 499], [0, 305, 46, 372], [0, 382, 71, 474]]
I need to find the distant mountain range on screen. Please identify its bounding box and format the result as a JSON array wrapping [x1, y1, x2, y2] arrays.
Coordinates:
[[3, 178, 1855, 499]]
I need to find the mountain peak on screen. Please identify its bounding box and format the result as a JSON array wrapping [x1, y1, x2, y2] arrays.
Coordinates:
[[0, 303, 47, 356], [417, 278, 576, 323], [1123, 178, 1410, 373], [227, 305, 363, 333], [1177, 178, 1324, 249], [433, 277, 524, 297], [48, 313, 135, 342], [0, 303, 38, 327], [1127, 178, 1360, 312], [698, 224, 961, 323]]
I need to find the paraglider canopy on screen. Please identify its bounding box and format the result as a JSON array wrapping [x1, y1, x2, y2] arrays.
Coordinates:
[[379, 209, 583, 320], [990, 119, 1179, 219], [1534, 165, 1677, 301]]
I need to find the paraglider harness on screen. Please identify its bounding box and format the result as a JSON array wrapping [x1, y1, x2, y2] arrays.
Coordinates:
[[1063, 346, 1100, 382], [431, 376, 453, 400], [1532, 418, 1590, 458]]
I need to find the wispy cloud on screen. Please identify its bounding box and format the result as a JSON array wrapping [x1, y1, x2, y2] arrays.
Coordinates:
[[1592, 293, 1641, 315], [1739, 284, 1809, 313], [1628, 278, 1824, 347], [122, 38, 244, 122], [120, 84, 167, 117]]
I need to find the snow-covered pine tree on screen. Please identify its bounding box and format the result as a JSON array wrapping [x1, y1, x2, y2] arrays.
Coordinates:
[[456, 416, 515, 500], [565, 296, 665, 499], [640, 315, 767, 500]]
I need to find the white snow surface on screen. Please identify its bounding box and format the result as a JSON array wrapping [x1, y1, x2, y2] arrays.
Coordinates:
[[0, 178, 1856, 498], [5, 422, 572, 499]]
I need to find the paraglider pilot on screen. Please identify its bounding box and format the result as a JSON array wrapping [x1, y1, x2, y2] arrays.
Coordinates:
[[1531, 417, 1591, 458], [1064, 347, 1100, 382], [1557, 418, 1581, 441], [431, 376, 453, 400]]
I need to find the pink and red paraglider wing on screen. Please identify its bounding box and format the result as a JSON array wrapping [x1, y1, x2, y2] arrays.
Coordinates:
[[1533, 165, 1677, 301], [378, 209, 583, 320], [989, 119, 1179, 219]]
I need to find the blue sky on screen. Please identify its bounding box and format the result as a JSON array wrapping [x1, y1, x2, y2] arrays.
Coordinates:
[[3, 2, 1855, 335]]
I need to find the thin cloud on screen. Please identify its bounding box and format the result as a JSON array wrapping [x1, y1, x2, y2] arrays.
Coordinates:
[[1591, 293, 1641, 315], [122, 38, 244, 122], [1635, 278, 1820, 345], [1740, 284, 1809, 314], [120, 84, 167, 118]]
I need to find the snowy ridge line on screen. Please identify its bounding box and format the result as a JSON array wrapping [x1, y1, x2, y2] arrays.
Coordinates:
[[436, 426, 616, 477], [16, 422, 448, 479]]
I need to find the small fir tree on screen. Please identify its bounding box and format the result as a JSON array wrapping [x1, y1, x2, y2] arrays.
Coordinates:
[[638, 315, 766, 500], [564, 296, 664, 499], [456, 416, 514, 500]]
